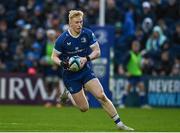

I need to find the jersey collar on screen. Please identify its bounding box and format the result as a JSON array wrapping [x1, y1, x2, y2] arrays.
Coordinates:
[[68, 29, 81, 38]]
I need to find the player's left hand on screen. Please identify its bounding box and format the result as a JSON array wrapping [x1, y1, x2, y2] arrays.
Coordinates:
[[80, 57, 87, 69]]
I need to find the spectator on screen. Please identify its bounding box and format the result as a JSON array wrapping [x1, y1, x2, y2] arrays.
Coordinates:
[[146, 25, 167, 60], [172, 22, 180, 45], [0, 39, 12, 72], [105, 0, 122, 25], [157, 18, 169, 37], [142, 17, 153, 35], [31, 27, 45, 60], [12, 44, 27, 72], [0, 0, 179, 77], [0, 20, 10, 41], [171, 56, 180, 76], [154, 50, 174, 76], [0, 4, 6, 20], [86, 0, 99, 24], [121, 40, 150, 108], [20, 24, 34, 52], [140, 1, 155, 23], [31, 5, 46, 28], [122, 5, 136, 39], [164, 0, 180, 22], [40, 29, 62, 108], [133, 26, 147, 50]]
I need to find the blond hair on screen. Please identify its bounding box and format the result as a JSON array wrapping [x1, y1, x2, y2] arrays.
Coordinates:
[[68, 10, 84, 22]]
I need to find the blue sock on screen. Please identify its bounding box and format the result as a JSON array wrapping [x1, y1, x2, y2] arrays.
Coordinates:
[[112, 114, 121, 124]]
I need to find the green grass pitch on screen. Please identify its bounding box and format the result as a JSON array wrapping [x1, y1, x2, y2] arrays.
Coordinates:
[[0, 105, 180, 132]]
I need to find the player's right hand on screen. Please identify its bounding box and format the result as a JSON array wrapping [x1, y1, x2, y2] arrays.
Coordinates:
[[61, 60, 69, 69]]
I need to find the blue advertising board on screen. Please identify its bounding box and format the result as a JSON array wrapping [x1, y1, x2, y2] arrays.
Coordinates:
[[112, 75, 180, 107], [87, 26, 114, 107], [148, 77, 180, 107]]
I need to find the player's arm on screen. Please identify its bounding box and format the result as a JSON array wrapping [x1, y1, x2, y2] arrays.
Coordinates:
[[80, 42, 100, 68], [80, 30, 100, 68], [88, 42, 101, 61], [52, 35, 70, 69], [51, 50, 61, 65], [51, 50, 69, 69]]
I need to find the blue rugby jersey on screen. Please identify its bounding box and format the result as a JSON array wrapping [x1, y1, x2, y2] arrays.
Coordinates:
[[54, 27, 97, 61]]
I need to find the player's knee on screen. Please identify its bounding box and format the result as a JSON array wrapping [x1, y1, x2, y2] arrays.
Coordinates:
[[79, 106, 89, 112], [96, 93, 108, 103]]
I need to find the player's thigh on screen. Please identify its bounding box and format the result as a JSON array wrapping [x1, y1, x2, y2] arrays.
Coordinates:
[[84, 78, 105, 99], [63, 78, 82, 94], [71, 89, 89, 108]]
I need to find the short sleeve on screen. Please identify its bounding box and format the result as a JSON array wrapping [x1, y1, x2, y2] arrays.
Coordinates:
[[53, 36, 63, 54], [88, 30, 97, 46]]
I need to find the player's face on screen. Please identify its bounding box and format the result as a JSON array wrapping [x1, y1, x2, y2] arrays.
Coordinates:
[[70, 16, 83, 34]]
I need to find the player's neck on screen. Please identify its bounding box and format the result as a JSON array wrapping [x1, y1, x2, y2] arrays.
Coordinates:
[[68, 28, 81, 38]]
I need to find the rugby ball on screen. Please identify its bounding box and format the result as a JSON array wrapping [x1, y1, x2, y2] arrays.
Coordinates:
[[69, 56, 81, 72]]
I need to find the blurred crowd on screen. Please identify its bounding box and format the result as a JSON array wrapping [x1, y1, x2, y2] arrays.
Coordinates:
[[112, 0, 180, 76], [0, 0, 180, 77]]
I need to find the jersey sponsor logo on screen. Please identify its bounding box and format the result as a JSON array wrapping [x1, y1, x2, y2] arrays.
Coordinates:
[[66, 48, 85, 54], [81, 37, 87, 43], [67, 42, 71, 46]]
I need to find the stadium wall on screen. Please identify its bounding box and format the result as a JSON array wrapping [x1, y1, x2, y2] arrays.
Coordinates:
[[0, 73, 55, 104], [1, 73, 180, 107], [112, 75, 180, 107]]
